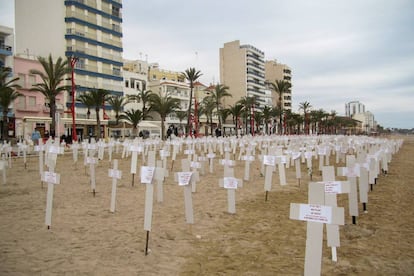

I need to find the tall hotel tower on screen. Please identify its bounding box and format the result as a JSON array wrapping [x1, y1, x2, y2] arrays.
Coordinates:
[[219, 40, 267, 110], [15, 0, 123, 119]]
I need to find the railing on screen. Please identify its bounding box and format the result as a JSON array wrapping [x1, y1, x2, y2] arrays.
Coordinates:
[[66, 10, 97, 25], [101, 51, 122, 62], [101, 36, 122, 47], [16, 104, 42, 112], [0, 44, 12, 52]]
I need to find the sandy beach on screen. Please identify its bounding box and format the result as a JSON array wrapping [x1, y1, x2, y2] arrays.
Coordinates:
[[0, 135, 413, 275]]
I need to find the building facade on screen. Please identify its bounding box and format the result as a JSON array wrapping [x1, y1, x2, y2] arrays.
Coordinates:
[[15, 0, 123, 138], [0, 25, 14, 69], [345, 101, 365, 117], [0, 25, 15, 140], [219, 40, 267, 110], [264, 60, 292, 111]]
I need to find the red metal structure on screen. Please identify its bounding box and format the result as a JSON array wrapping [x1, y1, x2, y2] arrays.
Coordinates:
[[70, 56, 78, 142]]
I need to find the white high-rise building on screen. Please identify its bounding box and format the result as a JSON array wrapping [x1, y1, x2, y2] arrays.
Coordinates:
[[15, 0, 123, 137], [345, 101, 365, 117]]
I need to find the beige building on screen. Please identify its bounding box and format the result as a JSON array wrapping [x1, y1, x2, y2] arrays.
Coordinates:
[[219, 40, 267, 110], [264, 60, 292, 111]]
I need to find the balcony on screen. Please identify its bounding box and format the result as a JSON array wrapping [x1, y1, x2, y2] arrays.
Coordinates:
[[66, 28, 97, 41], [0, 44, 12, 56], [16, 104, 42, 113], [66, 45, 97, 57], [66, 10, 97, 25]]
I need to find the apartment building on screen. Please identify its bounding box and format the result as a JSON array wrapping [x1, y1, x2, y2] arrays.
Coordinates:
[[219, 40, 267, 110], [345, 101, 376, 134], [0, 25, 15, 139], [15, 0, 123, 138], [345, 101, 366, 117], [264, 60, 292, 111], [0, 25, 13, 69], [123, 59, 149, 110]]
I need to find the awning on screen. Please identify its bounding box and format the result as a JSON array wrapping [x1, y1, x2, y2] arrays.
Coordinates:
[[23, 116, 52, 123], [61, 118, 109, 126], [138, 121, 160, 129]]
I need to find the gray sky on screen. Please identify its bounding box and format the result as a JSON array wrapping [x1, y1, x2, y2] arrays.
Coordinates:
[[1, 0, 413, 128]]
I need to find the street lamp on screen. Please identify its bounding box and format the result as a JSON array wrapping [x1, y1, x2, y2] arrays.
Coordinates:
[[70, 56, 78, 142]]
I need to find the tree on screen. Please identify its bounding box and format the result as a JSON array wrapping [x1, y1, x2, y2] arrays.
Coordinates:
[[261, 106, 273, 135], [237, 96, 258, 135], [201, 96, 216, 136], [127, 88, 152, 119], [77, 92, 94, 119], [226, 103, 243, 137], [88, 88, 111, 138], [269, 80, 291, 134], [119, 108, 144, 137], [253, 111, 263, 133], [182, 68, 202, 136], [174, 110, 187, 135], [271, 106, 283, 134], [107, 95, 129, 124], [299, 101, 312, 134], [0, 67, 22, 140], [30, 54, 70, 137], [148, 92, 180, 140], [209, 84, 232, 131]]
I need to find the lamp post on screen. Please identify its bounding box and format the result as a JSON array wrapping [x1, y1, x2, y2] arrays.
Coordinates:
[[70, 56, 78, 142]]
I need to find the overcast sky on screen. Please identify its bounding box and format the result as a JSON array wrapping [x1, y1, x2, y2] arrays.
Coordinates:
[[1, 0, 413, 128]]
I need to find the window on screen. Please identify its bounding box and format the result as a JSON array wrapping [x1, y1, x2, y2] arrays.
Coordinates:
[[16, 97, 25, 109], [17, 73, 25, 87], [125, 80, 129, 88], [112, 6, 120, 17], [28, 96, 36, 106], [28, 75, 36, 86], [113, 67, 121, 76], [130, 79, 134, 89], [75, 58, 85, 69]]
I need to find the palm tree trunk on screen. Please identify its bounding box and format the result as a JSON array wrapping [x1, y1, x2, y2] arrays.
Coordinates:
[[186, 86, 193, 137], [50, 99, 56, 137], [96, 108, 101, 139], [2, 111, 8, 140], [161, 116, 166, 140], [235, 117, 239, 137]]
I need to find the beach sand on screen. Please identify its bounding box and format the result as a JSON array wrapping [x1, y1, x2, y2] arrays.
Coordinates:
[[0, 136, 413, 275]]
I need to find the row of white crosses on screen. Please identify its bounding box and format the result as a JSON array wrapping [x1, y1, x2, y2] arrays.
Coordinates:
[[289, 138, 403, 275]]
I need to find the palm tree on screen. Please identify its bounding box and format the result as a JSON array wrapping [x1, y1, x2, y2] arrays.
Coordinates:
[[271, 106, 282, 134], [30, 54, 70, 137], [174, 110, 187, 136], [182, 68, 202, 136], [88, 88, 111, 138], [261, 106, 272, 135], [119, 108, 144, 137], [201, 96, 215, 135], [209, 84, 232, 131], [226, 103, 243, 137], [237, 96, 257, 135], [128, 88, 152, 119], [107, 95, 129, 124], [253, 111, 263, 133], [0, 67, 22, 140], [299, 101, 312, 134], [77, 92, 94, 119], [148, 92, 180, 140], [269, 80, 291, 134]]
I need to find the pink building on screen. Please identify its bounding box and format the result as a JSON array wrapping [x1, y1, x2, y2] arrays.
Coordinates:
[[13, 56, 65, 140]]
